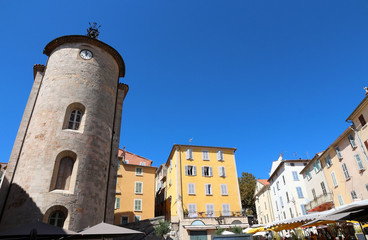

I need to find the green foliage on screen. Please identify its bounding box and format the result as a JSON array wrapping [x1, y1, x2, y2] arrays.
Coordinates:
[[229, 226, 243, 234], [238, 172, 257, 217], [293, 229, 305, 240], [154, 220, 170, 238], [215, 227, 225, 235]]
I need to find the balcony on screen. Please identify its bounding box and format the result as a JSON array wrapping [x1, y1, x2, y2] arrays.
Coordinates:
[[184, 211, 245, 219], [305, 193, 334, 212]]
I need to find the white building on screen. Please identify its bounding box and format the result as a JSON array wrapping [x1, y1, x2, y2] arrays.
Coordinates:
[[268, 155, 309, 221]]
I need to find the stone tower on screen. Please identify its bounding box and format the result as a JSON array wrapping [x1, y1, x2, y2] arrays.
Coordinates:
[[0, 34, 128, 231]]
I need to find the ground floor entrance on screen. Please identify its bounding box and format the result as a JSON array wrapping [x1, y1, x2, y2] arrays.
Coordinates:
[[190, 230, 207, 240]]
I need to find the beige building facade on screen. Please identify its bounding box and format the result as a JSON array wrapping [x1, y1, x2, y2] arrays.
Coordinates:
[[255, 179, 275, 224]]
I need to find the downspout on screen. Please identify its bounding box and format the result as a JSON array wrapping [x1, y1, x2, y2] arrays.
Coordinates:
[[178, 145, 184, 217], [0, 69, 45, 222], [104, 76, 120, 222], [348, 121, 368, 162]]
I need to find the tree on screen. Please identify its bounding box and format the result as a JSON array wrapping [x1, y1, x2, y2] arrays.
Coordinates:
[[238, 172, 257, 217], [154, 220, 170, 239]]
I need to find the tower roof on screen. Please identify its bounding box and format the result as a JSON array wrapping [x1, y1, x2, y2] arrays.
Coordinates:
[[43, 35, 126, 77]]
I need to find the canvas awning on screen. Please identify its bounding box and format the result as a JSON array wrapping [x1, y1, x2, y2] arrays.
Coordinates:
[[78, 222, 143, 238], [0, 221, 77, 239]]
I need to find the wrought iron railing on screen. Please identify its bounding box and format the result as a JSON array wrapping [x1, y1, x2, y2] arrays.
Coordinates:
[[304, 192, 333, 212], [184, 211, 245, 218]]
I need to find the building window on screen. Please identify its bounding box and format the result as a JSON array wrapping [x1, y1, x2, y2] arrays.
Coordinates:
[[289, 208, 294, 218], [135, 182, 143, 194], [135, 167, 143, 176], [292, 171, 299, 181], [134, 199, 142, 211], [306, 168, 312, 181], [290, 163, 295, 166], [264, 202, 267, 210], [286, 192, 290, 203], [366, 184, 368, 191], [48, 211, 66, 227], [282, 176, 285, 185], [140, 162, 146, 166], [331, 172, 338, 187], [222, 204, 231, 216], [67, 109, 83, 130], [335, 146, 343, 160], [276, 181, 280, 190], [312, 189, 317, 199], [348, 134, 357, 149], [359, 114, 367, 127], [188, 183, 196, 195], [55, 157, 74, 190], [202, 151, 209, 160], [205, 184, 212, 195], [337, 194, 344, 206], [206, 204, 215, 217], [121, 216, 129, 224], [280, 196, 284, 208], [115, 197, 120, 209], [296, 187, 304, 198], [134, 215, 141, 222], [217, 150, 224, 161], [316, 160, 322, 172], [275, 201, 279, 211], [202, 166, 213, 177], [321, 182, 327, 195], [342, 163, 350, 179], [218, 166, 226, 177], [351, 190, 358, 200], [300, 204, 307, 215], [124, 160, 129, 164], [354, 154, 365, 171], [324, 155, 332, 168], [273, 186, 276, 195], [220, 184, 228, 195], [188, 204, 197, 217], [185, 165, 197, 176], [186, 149, 193, 159]]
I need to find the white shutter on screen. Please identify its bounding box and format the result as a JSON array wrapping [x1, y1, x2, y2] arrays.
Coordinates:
[[202, 166, 205, 176], [186, 149, 193, 159], [355, 154, 365, 170], [193, 166, 197, 176], [206, 204, 214, 217], [221, 184, 228, 195], [185, 166, 188, 176], [217, 150, 223, 161], [222, 204, 230, 216], [222, 167, 225, 177], [209, 167, 213, 176]]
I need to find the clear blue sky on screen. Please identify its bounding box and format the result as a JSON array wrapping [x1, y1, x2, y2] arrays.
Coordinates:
[[1, 1, 368, 180]]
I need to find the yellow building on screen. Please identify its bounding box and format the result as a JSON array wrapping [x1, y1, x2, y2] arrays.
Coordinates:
[[114, 149, 157, 225], [160, 144, 247, 240]]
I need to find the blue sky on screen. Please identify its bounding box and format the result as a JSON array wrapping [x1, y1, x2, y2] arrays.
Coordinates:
[[1, 1, 368, 179]]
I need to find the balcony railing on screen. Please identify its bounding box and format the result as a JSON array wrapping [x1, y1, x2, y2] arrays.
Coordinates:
[[305, 193, 334, 212], [184, 211, 245, 218]]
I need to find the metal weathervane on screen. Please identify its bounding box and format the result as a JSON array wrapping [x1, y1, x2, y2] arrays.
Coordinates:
[[87, 22, 101, 39]]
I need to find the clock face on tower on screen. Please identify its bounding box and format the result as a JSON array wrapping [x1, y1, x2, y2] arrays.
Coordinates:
[[80, 49, 93, 60]]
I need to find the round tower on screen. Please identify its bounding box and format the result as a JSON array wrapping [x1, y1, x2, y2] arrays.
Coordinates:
[[0, 34, 128, 231]]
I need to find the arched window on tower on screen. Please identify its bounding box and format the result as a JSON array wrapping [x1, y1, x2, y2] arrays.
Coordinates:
[[62, 103, 86, 132], [55, 157, 74, 190], [68, 110, 83, 130], [48, 210, 66, 227]]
